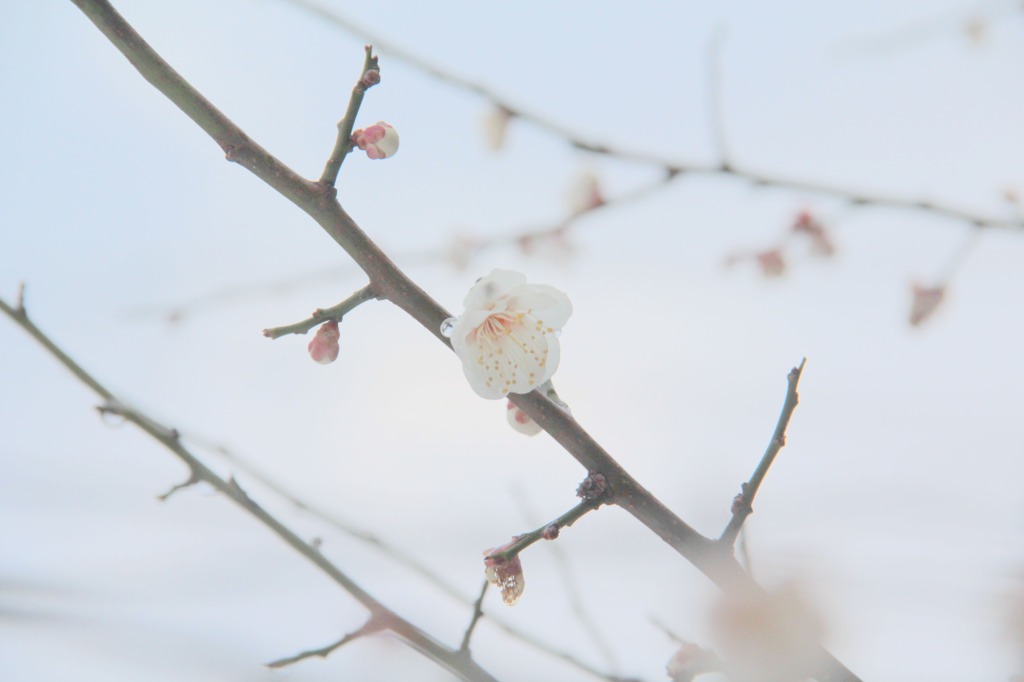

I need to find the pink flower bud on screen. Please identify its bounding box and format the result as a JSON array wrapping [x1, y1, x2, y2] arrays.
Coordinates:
[[666, 641, 719, 681], [361, 69, 380, 88], [909, 283, 946, 327], [755, 248, 786, 277], [792, 210, 836, 257], [506, 400, 542, 436], [484, 539, 525, 606], [307, 320, 340, 364], [352, 121, 399, 160]]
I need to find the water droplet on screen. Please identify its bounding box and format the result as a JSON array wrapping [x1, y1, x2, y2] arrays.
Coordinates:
[[553, 329, 562, 338], [440, 317, 458, 338]]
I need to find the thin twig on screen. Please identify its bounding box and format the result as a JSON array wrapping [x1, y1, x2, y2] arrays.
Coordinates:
[[179, 432, 627, 682], [280, 0, 1022, 236], [268, 617, 381, 668], [719, 359, 806, 547], [936, 224, 983, 284], [706, 26, 731, 166], [156, 470, 200, 501], [262, 283, 377, 338], [488, 496, 604, 564], [511, 486, 619, 673], [0, 295, 500, 682], [320, 45, 379, 187], [66, 4, 860, 679], [459, 580, 490, 654]]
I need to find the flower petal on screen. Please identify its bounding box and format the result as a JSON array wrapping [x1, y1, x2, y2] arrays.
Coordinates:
[[459, 314, 559, 399], [506, 284, 573, 330], [462, 269, 527, 311]]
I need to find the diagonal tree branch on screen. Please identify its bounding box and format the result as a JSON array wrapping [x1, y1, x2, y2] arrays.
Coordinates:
[[720, 358, 806, 547], [65, 3, 860, 679], [182, 432, 635, 682], [0, 295, 501, 682], [279, 0, 1022, 235]]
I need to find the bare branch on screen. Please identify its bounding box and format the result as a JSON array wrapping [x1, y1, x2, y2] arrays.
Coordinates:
[[182, 432, 627, 681], [320, 45, 380, 187], [487, 475, 611, 564], [511, 486, 620, 673], [262, 283, 377, 339], [268, 617, 383, 668], [719, 359, 806, 547], [706, 26, 732, 166], [459, 580, 490, 654], [281, 0, 1022, 237], [63, 4, 860, 679], [0, 294, 500, 682], [156, 470, 201, 501]]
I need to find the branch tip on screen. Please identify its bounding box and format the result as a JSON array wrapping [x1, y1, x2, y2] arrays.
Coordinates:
[[157, 471, 201, 501], [268, 619, 381, 668]]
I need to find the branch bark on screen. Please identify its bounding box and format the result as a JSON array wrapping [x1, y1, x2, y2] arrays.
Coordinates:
[[0, 295, 500, 682], [66, 2, 861, 679]]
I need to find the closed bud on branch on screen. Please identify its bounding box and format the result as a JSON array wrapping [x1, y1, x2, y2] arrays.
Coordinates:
[[909, 283, 946, 327], [483, 539, 525, 606], [506, 400, 543, 436], [361, 69, 381, 88], [756, 248, 786, 278], [666, 641, 720, 681], [352, 121, 399, 160], [308, 320, 340, 364]]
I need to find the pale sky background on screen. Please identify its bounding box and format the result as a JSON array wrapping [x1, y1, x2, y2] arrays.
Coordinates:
[[2, 1, 1023, 681]]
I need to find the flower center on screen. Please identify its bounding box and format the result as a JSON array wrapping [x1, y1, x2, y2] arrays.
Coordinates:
[[475, 311, 522, 344]]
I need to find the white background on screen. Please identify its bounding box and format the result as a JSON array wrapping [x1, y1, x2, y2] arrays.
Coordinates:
[[2, 1, 1023, 680]]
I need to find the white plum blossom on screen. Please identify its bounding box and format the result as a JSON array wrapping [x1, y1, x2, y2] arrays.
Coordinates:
[[449, 270, 571, 399]]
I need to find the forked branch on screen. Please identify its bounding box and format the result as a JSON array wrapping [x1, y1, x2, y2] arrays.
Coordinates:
[[64, 3, 860, 679], [0, 295, 500, 682]]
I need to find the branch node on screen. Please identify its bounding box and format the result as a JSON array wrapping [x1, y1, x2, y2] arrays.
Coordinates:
[[15, 282, 26, 313], [157, 470, 201, 501], [575, 472, 611, 504]]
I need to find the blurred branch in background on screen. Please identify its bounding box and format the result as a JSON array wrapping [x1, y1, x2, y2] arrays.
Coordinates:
[[182, 430, 632, 681], [0, 293, 500, 682], [126, 0, 1021, 330], [59, 0, 862, 679]]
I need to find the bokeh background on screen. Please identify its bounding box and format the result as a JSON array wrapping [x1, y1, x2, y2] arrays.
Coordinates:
[[2, 1, 1023, 680]]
